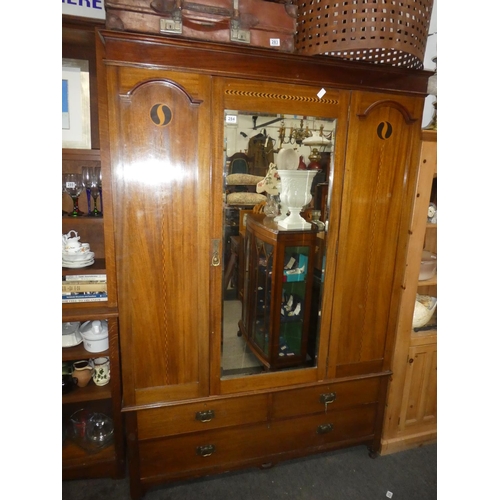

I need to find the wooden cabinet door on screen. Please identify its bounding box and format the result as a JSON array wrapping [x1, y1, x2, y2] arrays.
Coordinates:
[[328, 91, 424, 379], [399, 343, 437, 430], [104, 66, 212, 407]]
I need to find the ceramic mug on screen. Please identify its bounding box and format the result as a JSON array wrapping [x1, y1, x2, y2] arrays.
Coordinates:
[[92, 357, 110, 386], [65, 243, 90, 254]]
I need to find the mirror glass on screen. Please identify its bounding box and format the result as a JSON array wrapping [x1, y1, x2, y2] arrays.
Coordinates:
[[221, 111, 337, 378]]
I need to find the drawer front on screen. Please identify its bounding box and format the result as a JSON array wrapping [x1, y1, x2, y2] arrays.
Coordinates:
[[267, 404, 378, 455], [139, 404, 378, 481], [137, 394, 269, 440], [272, 377, 380, 419], [139, 422, 272, 479]]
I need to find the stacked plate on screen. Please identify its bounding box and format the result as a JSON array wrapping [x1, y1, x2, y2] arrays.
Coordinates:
[[62, 250, 95, 268]]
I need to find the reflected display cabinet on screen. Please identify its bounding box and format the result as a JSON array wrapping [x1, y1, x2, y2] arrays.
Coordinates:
[[96, 29, 431, 499], [239, 214, 318, 370]]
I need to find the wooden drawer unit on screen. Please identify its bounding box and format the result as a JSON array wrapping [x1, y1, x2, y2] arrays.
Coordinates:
[[139, 403, 378, 483], [137, 394, 269, 440], [267, 404, 378, 456], [271, 377, 381, 419], [139, 422, 272, 481]]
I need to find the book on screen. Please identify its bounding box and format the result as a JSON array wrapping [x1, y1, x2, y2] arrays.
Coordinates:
[[62, 291, 107, 297], [62, 291, 108, 303], [62, 281, 108, 293], [63, 274, 107, 282], [62, 296, 108, 303]]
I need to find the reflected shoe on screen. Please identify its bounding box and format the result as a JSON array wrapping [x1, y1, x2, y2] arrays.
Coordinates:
[[288, 302, 301, 317], [285, 265, 305, 275], [279, 342, 290, 356]]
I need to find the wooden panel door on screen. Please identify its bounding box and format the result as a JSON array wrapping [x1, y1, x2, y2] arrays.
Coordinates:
[[328, 91, 424, 378], [399, 343, 437, 430], [104, 66, 212, 407]]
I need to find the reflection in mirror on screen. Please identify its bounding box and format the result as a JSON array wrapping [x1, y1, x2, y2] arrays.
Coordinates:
[[221, 111, 337, 378]]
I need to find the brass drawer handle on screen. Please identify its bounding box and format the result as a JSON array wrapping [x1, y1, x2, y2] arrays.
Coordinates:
[[196, 444, 216, 457], [319, 392, 336, 405], [317, 423, 333, 434], [195, 409, 215, 422]]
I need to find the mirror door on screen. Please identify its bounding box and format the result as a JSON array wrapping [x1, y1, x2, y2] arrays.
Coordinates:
[[222, 111, 336, 376], [211, 78, 349, 393]]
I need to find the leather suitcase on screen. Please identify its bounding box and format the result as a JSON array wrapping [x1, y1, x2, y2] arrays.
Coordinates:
[[104, 0, 297, 52]]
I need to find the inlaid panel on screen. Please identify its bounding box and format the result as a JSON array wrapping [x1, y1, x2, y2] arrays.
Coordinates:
[[329, 91, 424, 377], [106, 67, 212, 406]]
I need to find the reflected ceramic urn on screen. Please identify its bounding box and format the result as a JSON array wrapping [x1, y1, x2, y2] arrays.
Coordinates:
[[276, 170, 317, 230]]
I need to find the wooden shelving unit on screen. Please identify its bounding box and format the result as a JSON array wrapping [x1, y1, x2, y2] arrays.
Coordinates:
[[62, 15, 124, 481], [380, 129, 437, 455]]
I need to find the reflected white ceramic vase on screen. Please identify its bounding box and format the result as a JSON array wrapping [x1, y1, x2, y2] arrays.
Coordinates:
[[276, 170, 317, 230], [273, 181, 288, 222]]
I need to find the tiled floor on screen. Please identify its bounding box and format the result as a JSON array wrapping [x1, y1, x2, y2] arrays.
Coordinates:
[[221, 299, 261, 376]]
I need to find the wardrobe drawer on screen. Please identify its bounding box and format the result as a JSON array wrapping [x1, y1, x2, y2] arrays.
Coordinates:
[[267, 403, 378, 455], [271, 377, 380, 419], [137, 394, 269, 440], [139, 422, 272, 480]]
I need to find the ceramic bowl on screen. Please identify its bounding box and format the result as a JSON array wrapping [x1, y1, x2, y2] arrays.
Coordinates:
[[86, 413, 114, 447], [419, 250, 437, 281], [413, 294, 437, 328], [62, 251, 95, 262], [62, 322, 83, 348]]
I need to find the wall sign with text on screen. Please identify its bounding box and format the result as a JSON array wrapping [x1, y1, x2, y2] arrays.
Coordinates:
[[62, 0, 106, 21]]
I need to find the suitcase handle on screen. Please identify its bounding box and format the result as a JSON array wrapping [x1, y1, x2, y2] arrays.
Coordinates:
[[150, 0, 177, 14], [148, 0, 261, 33], [183, 16, 230, 30]]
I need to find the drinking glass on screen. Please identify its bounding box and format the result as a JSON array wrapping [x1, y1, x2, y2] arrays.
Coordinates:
[[97, 167, 103, 215], [81, 167, 93, 215], [63, 173, 84, 217], [62, 176, 68, 216], [89, 168, 102, 217]]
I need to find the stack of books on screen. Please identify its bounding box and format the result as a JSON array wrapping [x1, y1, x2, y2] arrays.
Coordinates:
[[62, 274, 107, 303]]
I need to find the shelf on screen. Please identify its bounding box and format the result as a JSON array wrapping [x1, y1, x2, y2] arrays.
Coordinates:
[[62, 306, 118, 322], [411, 329, 437, 346], [63, 437, 115, 465], [63, 343, 110, 362], [426, 223, 437, 229], [62, 436, 117, 480], [62, 215, 104, 226], [62, 149, 101, 161], [63, 381, 113, 404], [418, 275, 437, 287], [62, 257, 106, 277]]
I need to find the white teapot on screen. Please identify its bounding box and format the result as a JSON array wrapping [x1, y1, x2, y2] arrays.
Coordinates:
[[62, 230, 82, 253]]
